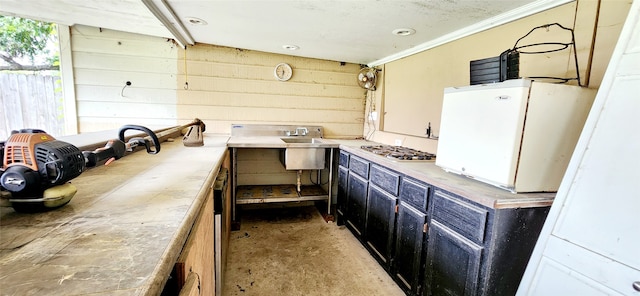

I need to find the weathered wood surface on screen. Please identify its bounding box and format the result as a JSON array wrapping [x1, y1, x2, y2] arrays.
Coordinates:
[[0, 134, 228, 295]]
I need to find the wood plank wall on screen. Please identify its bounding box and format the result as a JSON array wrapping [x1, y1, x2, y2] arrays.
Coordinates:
[[71, 26, 180, 132], [70, 25, 365, 138], [176, 44, 364, 137], [69, 25, 363, 198]]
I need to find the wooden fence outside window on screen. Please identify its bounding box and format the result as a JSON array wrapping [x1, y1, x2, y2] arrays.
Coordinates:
[[0, 72, 65, 140]]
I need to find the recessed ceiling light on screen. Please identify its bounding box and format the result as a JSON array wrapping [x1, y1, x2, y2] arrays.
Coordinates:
[[282, 44, 300, 50], [392, 28, 416, 36], [185, 17, 207, 25]]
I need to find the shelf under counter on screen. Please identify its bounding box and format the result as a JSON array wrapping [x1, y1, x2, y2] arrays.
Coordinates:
[[229, 145, 336, 223], [235, 184, 328, 204]]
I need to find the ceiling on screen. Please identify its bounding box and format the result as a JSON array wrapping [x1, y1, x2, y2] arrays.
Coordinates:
[[0, 0, 571, 66]]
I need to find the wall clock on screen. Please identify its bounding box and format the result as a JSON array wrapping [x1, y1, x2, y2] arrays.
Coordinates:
[[274, 63, 293, 81]]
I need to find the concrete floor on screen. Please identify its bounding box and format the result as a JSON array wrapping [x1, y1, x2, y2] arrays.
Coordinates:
[[222, 206, 405, 296]]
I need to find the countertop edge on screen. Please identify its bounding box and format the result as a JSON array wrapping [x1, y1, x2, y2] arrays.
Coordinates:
[[337, 144, 554, 209], [226, 137, 554, 209], [141, 152, 225, 296]]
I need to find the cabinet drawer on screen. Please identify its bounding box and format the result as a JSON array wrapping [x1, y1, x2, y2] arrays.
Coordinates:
[[349, 155, 370, 179], [339, 150, 349, 167], [400, 178, 430, 213], [432, 190, 488, 244], [369, 164, 400, 196]]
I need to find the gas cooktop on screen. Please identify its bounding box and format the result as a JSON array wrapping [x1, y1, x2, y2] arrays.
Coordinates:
[[360, 145, 436, 161]]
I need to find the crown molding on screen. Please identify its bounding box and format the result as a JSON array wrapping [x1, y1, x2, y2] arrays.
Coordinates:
[[367, 0, 574, 67]]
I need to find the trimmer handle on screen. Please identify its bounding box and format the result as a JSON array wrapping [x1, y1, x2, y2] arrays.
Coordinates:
[[118, 125, 161, 154]]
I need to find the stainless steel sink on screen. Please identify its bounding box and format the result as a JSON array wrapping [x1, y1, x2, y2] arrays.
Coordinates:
[[280, 137, 323, 144], [279, 138, 325, 170]]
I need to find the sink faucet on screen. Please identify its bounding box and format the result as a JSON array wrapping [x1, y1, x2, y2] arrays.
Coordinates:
[[296, 127, 308, 136], [284, 127, 309, 136]]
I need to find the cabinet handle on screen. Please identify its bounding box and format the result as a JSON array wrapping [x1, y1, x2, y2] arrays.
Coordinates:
[[423, 223, 428, 233], [633, 281, 640, 292]]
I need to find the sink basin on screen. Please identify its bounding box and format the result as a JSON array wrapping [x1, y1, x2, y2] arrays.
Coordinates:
[[280, 137, 323, 144], [279, 138, 325, 170]]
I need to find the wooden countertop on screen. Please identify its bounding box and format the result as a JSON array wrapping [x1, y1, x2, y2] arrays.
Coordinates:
[[0, 134, 229, 295], [0, 134, 552, 295], [330, 139, 555, 209], [228, 136, 554, 208]]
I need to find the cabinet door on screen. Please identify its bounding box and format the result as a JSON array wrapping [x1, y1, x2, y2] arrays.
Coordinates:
[[179, 272, 201, 296], [392, 201, 427, 295], [346, 173, 368, 238], [336, 166, 349, 225], [365, 184, 398, 268], [425, 220, 483, 296], [175, 190, 215, 296]]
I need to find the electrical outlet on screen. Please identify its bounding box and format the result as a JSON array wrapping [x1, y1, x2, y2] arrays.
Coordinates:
[[394, 139, 402, 146]]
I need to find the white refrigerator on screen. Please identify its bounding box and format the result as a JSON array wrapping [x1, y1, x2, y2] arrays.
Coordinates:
[[435, 79, 596, 193]]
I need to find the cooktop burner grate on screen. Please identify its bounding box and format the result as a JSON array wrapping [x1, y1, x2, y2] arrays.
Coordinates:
[[360, 145, 436, 161]]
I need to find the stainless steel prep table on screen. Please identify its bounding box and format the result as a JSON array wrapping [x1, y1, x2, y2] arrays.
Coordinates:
[[227, 136, 341, 219]]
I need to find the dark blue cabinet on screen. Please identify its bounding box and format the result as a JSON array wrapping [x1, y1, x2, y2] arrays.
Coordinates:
[[392, 201, 427, 294], [346, 172, 368, 238], [370, 164, 400, 196], [400, 177, 430, 213], [336, 150, 548, 296], [390, 177, 432, 295], [425, 220, 483, 296], [365, 184, 397, 268], [336, 166, 349, 226], [431, 190, 488, 245], [339, 152, 370, 238], [365, 164, 401, 269], [425, 189, 548, 296], [339, 150, 349, 167], [424, 190, 486, 296], [348, 155, 369, 179]]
